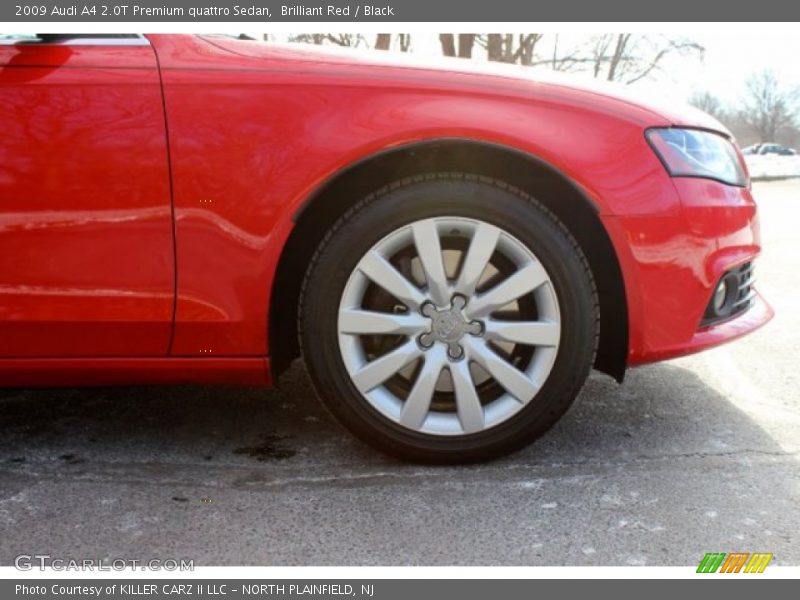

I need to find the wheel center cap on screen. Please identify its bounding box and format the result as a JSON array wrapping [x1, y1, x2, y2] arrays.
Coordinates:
[[431, 309, 468, 341], [418, 295, 483, 359]]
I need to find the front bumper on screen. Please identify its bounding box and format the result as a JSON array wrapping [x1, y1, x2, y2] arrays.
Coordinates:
[[634, 291, 773, 364], [603, 177, 773, 366]]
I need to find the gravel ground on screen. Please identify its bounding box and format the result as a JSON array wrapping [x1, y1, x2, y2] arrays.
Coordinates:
[[1, 180, 798, 566]]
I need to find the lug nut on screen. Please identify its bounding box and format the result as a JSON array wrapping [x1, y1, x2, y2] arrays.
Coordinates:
[[447, 343, 464, 360], [418, 332, 436, 349], [420, 302, 438, 318], [450, 294, 467, 311], [466, 320, 483, 336]]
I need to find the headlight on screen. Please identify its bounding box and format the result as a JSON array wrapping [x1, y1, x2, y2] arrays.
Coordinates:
[[646, 128, 748, 187]]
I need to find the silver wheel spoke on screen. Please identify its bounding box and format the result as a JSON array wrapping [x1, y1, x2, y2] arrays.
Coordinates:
[[484, 319, 560, 347], [339, 309, 427, 336], [450, 359, 484, 433], [412, 220, 449, 307], [454, 222, 501, 297], [351, 339, 421, 393], [466, 262, 548, 319], [358, 250, 426, 310], [400, 346, 446, 430], [465, 338, 540, 402]]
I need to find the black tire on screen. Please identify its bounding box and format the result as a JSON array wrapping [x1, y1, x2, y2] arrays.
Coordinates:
[[299, 173, 599, 463]]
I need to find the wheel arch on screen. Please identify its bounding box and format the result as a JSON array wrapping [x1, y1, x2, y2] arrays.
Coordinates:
[[270, 138, 629, 382]]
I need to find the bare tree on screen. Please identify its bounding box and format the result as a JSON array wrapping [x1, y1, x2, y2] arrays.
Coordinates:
[[439, 33, 456, 56], [485, 34, 506, 61], [374, 34, 412, 52], [548, 34, 585, 72], [740, 69, 799, 142], [375, 34, 391, 50], [237, 33, 271, 42], [439, 34, 477, 58], [289, 33, 367, 48], [516, 34, 543, 65], [591, 35, 614, 78], [289, 33, 326, 45], [588, 34, 704, 84], [689, 90, 727, 121], [605, 34, 631, 82], [287, 32, 704, 89], [480, 34, 544, 65], [456, 34, 476, 58]]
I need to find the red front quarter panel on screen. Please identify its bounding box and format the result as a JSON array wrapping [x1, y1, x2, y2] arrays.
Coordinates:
[[148, 35, 677, 359]]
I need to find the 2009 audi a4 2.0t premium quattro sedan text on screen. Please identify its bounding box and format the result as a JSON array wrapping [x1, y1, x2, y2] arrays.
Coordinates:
[[0, 33, 773, 462]]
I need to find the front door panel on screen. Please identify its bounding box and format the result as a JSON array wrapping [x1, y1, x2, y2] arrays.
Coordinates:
[[0, 39, 174, 357]]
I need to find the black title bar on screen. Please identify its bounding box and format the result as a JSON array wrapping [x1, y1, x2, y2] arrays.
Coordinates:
[[3, 0, 800, 22]]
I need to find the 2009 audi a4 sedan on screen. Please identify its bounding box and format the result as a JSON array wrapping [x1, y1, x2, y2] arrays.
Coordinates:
[[0, 33, 773, 462]]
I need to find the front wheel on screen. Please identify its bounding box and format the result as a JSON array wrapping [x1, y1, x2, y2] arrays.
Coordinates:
[[300, 174, 598, 463]]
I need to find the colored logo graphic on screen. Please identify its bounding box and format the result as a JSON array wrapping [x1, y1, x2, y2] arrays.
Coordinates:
[[697, 553, 773, 573]]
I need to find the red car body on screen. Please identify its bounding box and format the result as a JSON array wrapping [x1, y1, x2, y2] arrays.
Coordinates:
[[0, 34, 772, 387]]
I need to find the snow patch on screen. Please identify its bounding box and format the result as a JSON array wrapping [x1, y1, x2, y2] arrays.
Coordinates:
[[746, 155, 800, 180]]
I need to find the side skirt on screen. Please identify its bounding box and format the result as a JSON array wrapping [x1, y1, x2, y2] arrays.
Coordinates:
[[0, 357, 271, 388]]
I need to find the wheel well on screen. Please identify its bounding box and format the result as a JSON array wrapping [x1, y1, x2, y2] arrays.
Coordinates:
[[270, 139, 628, 382]]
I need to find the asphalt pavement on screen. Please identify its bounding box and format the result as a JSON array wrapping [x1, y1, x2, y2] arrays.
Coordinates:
[[1, 180, 798, 566]]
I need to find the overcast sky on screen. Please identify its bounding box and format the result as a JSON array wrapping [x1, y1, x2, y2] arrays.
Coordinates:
[[675, 33, 800, 103]]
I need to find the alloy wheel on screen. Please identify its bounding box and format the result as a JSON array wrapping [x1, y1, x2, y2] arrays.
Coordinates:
[[337, 216, 561, 436]]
